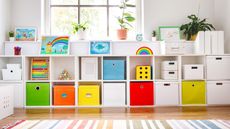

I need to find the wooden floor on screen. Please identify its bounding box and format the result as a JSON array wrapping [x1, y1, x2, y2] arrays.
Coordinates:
[[1, 106, 230, 127]]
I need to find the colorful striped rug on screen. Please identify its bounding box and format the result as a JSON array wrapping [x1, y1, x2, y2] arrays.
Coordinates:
[[3, 120, 230, 129]]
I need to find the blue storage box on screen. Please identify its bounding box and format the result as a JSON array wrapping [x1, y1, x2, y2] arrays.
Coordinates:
[[103, 59, 125, 80]]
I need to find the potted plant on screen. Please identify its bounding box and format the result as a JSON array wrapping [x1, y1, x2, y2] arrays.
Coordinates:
[[72, 22, 89, 40], [180, 14, 215, 41], [117, 0, 135, 40], [152, 30, 157, 41], [9, 31, 15, 41]]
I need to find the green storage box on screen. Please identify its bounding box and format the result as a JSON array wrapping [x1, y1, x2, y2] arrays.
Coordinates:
[[26, 83, 50, 106], [182, 81, 206, 105]]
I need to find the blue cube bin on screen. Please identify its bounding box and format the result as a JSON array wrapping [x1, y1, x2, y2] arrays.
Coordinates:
[[103, 59, 125, 80]]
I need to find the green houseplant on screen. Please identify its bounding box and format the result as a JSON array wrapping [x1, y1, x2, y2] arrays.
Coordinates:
[[9, 31, 15, 41], [72, 22, 89, 40], [151, 30, 157, 41], [180, 14, 215, 41], [117, 0, 135, 40]]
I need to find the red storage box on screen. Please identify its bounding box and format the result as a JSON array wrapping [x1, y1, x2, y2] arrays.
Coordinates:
[[53, 86, 75, 106], [130, 82, 154, 106]]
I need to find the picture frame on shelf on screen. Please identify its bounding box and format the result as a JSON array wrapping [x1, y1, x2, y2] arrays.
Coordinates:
[[89, 41, 112, 55], [158, 26, 181, 41], [40, 36, 70, 55], [15, 27, 37, 41]]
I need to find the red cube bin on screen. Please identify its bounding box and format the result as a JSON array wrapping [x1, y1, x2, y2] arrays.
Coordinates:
[[130, 82, 154, 106], [53, 86, 75, 106]]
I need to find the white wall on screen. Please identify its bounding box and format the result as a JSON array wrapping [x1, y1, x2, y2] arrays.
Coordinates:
[[11, 0, 42, 39], [143, 0, 215, 40], [0, 0, 11, 54]]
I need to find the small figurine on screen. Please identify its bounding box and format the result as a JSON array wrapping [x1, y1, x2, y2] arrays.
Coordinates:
[[58, 70, 72, 80]]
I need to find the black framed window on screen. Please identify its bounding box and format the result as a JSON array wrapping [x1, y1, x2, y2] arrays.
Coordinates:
[[50, 0, 136, 38]]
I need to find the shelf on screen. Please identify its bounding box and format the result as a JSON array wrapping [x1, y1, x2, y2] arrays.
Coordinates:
[[51, 80, 76, 82], [78, 80, 102, 82], [0, 80, 23, 83], [26, 80, 50, 83], [103, 80, 127, 82], [130, 80, 153, 82], [155, 79, 179, 82]]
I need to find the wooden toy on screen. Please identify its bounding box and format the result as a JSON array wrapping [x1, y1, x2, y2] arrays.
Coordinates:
[[58, 70, 72, 80], [136, 66, 151, 80], [31, 58, 49, 80]]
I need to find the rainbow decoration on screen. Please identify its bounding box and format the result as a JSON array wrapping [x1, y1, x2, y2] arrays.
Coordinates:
[[41, 36, 69, 55], [136, 46, 153, 55], [31, 58, 49, 80]]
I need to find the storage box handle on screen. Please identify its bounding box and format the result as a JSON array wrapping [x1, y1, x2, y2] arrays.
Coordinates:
[[216, 57, 222, 60], [169, 62, 175, 65], [164, 83, 170, 86], [216, 83, 223, 86], [10, 70, 13, 73], [140, 85, 144, 89], [169, 72, 175, 74], [86, 93, 92, 98], [61, 93, 67, 98], [191, 67, 198, 69], [35, 86, 40, 90]]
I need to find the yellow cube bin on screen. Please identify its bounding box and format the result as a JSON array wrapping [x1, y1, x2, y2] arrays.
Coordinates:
[[78, 85, 100, 106], [136, 66, 151, 80], [182, 81, 206, 105]]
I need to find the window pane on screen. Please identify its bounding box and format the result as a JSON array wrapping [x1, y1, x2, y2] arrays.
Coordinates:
[[80, 0, 106, 5], [51, 0, 78, 5], [109, 7, 136, 39], [109, 0, 135, 5], [80, 7, 107, 38], [51, 7, 78, 35]]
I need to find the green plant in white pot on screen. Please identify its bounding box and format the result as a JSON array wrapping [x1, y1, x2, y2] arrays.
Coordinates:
[[9, 31, 15, 42], [117, 0, 135, 40], [72, 22, 89, 40]]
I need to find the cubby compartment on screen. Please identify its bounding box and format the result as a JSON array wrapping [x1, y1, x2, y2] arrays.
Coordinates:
[[103, 82, 126, 106], [130, 56, 153, 80], [25, 56, 50, 81], [130, 82, 154, 106], [207, 81, 230, 105], [207, 56, 230, 80], [155, 82, 179, 106], [155, 56, 178, 81], [51, 56, 75, 81], [0, 57, 22, 81], [182, 81, 206, 105], [78, 82, 101, 106], [26, 82, 50, 106], [79, 57, 102, 81], [52, 82, 75, 106], [181, 56, 205, 80], [103, 57, 126, 80]]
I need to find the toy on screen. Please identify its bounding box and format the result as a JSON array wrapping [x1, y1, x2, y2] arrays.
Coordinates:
[[58, 70, 72, 80], [31, 58, 49, 80], [136, 66, 151, 80], [136, 46, 153, 55]]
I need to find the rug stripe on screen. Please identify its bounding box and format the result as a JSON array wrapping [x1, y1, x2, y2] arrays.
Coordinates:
[[28, 120, 42, 129], [152, 120, 160, 129], [126, 120, 130, 129], [155, 120, 164, 129], [147, 120, 156, 129], [77, 120, 88, 129], [202, 120, 221, 129], [96, 120, 105, 129], [7, 120, 26, 129], [12, 120, 39, 129], [141, 120, 148, 129], [210, 120, 229, 129], [217, 120, 230, 128], [67, 120, 79, 129], [222, 120, 230, 127], [191, 120, 208, 129], [102, 120, 108, 129], [182, 120, 196, 129], [129, 120, 134, 129], [144, 120, 152, 129], [197, 120, 211, 129], [56, 120, 73, 129], [187, 120, 201, 129], [160, 120, 172, 129], [133, 120, 143, 129], [170, 120, 183, 129], [73, 120, 83, 129], [32, 120, 59, 129], [92, 120, 99, 129], [107, 120, 113, 129]]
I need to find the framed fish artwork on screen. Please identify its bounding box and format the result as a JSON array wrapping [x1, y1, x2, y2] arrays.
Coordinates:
[[89, 41, 112, 55]]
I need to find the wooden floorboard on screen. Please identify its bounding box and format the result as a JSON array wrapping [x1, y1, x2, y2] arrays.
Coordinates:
[[1, 106, 230, 127]]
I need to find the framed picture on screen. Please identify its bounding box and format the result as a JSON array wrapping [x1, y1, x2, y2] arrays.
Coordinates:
[[15, 27, 37, 41], [90, 41, 111, 55], [40, 36, 70, 55], [159, 26, 181, 41]]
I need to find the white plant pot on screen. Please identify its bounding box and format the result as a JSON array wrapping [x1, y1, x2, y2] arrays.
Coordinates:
[[152, 37, 157, 42], [77, 30, 88, 40], [9, 37, 15, 42]]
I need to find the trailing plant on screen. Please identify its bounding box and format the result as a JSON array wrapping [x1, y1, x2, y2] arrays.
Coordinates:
[[117, 0, 135, 30], [72, 22, 89, 34], [9, 31, 14, 37], [180, 14, 215, 40]]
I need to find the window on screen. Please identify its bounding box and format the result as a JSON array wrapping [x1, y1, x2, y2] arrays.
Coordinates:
[[47, 0, 137, 39]]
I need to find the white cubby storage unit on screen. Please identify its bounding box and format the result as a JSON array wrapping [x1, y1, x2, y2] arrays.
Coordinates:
[[1, 41, 230, 108]]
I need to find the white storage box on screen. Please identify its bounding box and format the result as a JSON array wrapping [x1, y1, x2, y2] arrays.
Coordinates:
[[161, 71, 178, 80], [161, 61, 178, 71], [161, 41, 194, 55], [81, 57, 98, 80], [155, 82, 179, 106], [207, 81, 230, 105], [0, 85, 14, 120], [2, 69, 22, 81], [183, 65, 204, 80], [207, 56, 230, 80], [7, 64, 21, 70], [103, 83, 126, 106]]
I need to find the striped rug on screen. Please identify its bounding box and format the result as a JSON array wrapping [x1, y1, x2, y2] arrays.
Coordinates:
[[3, 120, 230, 129]]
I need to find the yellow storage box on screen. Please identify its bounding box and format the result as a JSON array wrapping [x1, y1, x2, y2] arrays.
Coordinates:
[[136, 66, 151, 80], [78, 85, 100, 106], [182, 81, 206, 105]]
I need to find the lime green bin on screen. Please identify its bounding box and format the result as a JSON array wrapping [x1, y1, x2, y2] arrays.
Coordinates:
[[182, 81, 206, 105], [26, 83, 50, 106]]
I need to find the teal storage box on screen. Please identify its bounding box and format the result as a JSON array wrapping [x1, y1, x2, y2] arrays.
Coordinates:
[[26, 83, 50, 106], [103, 59, 125, 80]]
